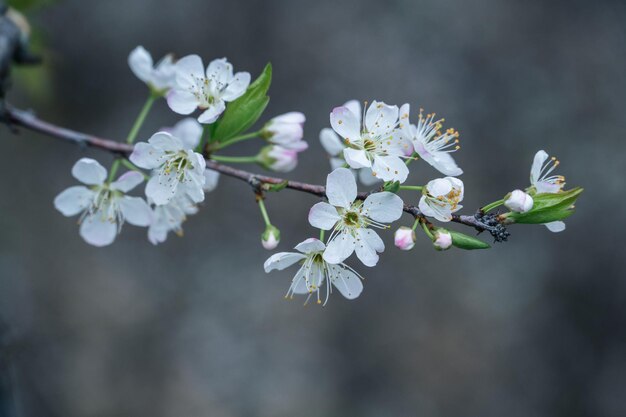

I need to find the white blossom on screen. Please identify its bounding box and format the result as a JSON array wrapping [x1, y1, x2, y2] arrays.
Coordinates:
[[167, 55, 250, 124], [330, 100, 412, 183], [504, 189, 534, 213], [264, 238, 364, 304], [262, 225, 281, 250], [130, 132, 206, 205], [402, 109, 463, 176], [148, 189, 198, 245], [263, 112, 308, 151], [418, 177, 464, 222], [128, 46, 176, 93], [529, 150, 567, 232], [320, 100, 381, 186], [54, 158, 151, 247], [309, 168, 403, 267], [394, 226, 416, 251]]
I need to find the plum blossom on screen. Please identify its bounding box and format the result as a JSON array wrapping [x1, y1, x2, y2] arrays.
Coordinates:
[[433, 230, 453, 250], [128, 46, 176, 93], [161, 117, 221, 192], [530, 150, 567, 232], [148, 189, 198, 245], [394, 226, 416, 251], [418, 177, 464, 222], [258, 145, 303, 173], [130, 132, 206, 205], [330, 100, 412, 183], [167, 55, 250, 124], [402, 109, 463, 176], [320, 100, 380, 186], [505, 189, 534, 213], [308, 168, 403, 267], [54, 158, 152, 247], [264, 238, 364, 304], [262, 112, 308, 151]]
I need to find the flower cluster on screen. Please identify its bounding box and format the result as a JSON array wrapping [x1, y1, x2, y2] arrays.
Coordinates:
[[50, 46, 581, 305]]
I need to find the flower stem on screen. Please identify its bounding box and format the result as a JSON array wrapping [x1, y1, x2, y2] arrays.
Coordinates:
[[121, 159, 149, 179], [258, 199, 272, 226], [482, 199, 505, 213], [319, 229, 325, 242], [405, 153, 418, 166], [411, 218, 420, 231], [196, 124, 212, 153], [215, 131, 261, 150], [420, 221, 434, 240], [108, 94, 156, 182], [399, 185, 423, 191], [211, 155, 259, 164]]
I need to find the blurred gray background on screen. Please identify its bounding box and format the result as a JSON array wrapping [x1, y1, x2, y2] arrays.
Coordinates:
[[1, 0, 625, 416]]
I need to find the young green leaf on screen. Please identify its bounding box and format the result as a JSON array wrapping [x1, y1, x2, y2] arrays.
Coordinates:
[[449, 230, 491, 250], [506, 187, 582, 224], [212, 63, 272, 142]]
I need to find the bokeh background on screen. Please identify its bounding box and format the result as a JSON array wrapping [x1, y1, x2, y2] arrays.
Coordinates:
[[1, 0, 625, 416]]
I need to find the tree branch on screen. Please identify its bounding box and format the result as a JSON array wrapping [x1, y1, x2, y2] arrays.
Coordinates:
[[4, 105, 505, 237]]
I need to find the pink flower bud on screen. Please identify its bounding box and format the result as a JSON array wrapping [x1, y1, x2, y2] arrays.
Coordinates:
[[433, 230, 452, 250], [258, 145, 301, 173], [394, 226, 416, 251], [263, 112, 308, 151], [504, 189, 534, 213]]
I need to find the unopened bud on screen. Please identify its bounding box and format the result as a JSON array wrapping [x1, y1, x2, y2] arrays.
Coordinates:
[[504, 189, 534, 213], [433, 229, 452, 251], [262, 225, 281, 250], [258, 145, 299, 173], [262, 112, 307, 151], [394, 226, 416, 251]]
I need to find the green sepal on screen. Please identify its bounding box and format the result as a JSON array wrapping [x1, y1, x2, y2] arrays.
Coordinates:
[[212, 63, 272, 143], [383, 181, 400, 193], [449, 230, 491, 250], [263, 180, 289, 193]]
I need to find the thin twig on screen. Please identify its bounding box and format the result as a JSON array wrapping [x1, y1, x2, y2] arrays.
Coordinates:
[[4, 105, 498, 233]]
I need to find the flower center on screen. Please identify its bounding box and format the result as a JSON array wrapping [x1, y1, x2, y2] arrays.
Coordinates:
[[163, 151, 193, 182], [343, 211, 360, 227]]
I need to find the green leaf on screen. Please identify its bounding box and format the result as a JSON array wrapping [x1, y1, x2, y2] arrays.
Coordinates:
[[449, 230, 491, 250], [383, 181, 400, 193], [506, 187, 583, 225], [263, 180, 289, 193], [212, 63, 272, 142]]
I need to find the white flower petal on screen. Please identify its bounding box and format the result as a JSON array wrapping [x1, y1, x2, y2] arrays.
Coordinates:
[[148, 132, 183, 151], [371, 155, 408, 183], [110, 171, 144, 192], [530, 150, 549, 186], [418, 196, 436, 217], [365, 100, 399, 137], [198, 100, 226, 124], [271, 112, 305, 124], [308, 202, 341, 230], [363, 191, 404, 223], [427, 152, 463, 176], [206, 58, 233, 84], [263, 252, 307, 272], [71, 158, 107, 185], [289, 266, 310, 295], [167, 89, 199, 115], [146, 172, 178, 205], [343, 100, 361, 120], [320, 128, 345, 156], [544, 221, 566, 233], [323, 231, 356, 264], [354, 228, 383, 267], [171, 118, 203, 150], [330, 157, 346, 170], [79, 213, 117, 247], [203, 169, 220, 192], [128, 46, 153, 83], [326, 167, 357, 208], [174, 54, 205, 89], [330, 106, 361, 143], [343, 148, 371, 169], [426, 178, 453, 197], [222, 71, 251, 102], [54, 186, 94, 216], [129, 142, 163, 170], [328, 264, 363, 300], [294, 238, 326, 254], [358, 168, 381, 186], [119, 196, 152, 226]]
